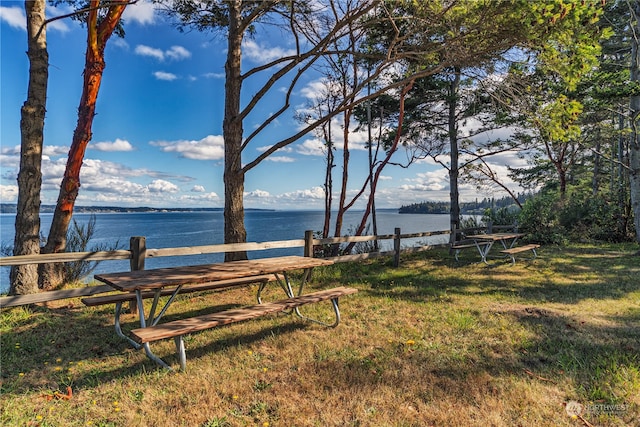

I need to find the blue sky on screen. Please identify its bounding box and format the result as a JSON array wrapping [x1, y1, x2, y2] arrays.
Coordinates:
[[0, 0, 524, 210]]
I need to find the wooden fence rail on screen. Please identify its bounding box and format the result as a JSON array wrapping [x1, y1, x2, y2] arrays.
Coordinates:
[[0, 228, 451, 308]]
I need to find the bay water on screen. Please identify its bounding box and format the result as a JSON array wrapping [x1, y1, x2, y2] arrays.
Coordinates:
[[0, 209, 449, 294]]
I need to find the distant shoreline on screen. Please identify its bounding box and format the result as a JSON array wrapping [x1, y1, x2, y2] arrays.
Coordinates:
[[0, 204, 274, 214]]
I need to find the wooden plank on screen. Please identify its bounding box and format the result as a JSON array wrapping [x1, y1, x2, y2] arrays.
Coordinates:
[[95, 256, 333, 292], [0, 250, 131, 266], [82, 275, 275, 306], [130, 287, 358, 343], [500, 244, 540, 255], [451, 240, 490, 249], [146, 240, 306, 258], [0, 285, 114, 308]]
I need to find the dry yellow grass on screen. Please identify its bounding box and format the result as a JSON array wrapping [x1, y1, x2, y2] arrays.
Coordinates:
[[1, 243, 639, 426]]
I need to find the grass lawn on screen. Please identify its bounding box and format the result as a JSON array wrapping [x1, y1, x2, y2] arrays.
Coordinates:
[[1, 243, 639, 426]]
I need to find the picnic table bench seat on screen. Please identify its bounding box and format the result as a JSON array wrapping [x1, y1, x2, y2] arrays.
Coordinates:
[[82, 275, 276, 350], [500, 244, 540, 265], [130, 286, 358, 370]]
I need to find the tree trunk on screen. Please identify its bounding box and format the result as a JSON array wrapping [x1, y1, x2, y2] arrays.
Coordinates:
[[448, 70, 461, 244], [332, 109, 351, 256], [10, 0, 48, 296], [40, 1, 127, 288], [343, 81, 413, 254], [323, 122, 333, 238], [223, 0, 248, 261], [630, 0, 640, 245], [592, 131, 600, 196]]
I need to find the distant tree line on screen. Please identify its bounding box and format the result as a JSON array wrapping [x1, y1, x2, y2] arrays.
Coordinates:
[[399, 195, 530, 215]]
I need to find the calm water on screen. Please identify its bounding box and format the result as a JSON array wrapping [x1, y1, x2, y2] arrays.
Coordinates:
[[0, 209, 449, 293]]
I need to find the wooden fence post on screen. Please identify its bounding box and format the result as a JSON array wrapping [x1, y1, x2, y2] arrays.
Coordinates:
[[394, 228, 401, 267], [304, 230, 314, 258], [128, 236, 146, 313], [130, 236, 146, 271]]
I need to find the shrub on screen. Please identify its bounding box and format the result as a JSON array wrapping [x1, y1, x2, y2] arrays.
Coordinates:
[[518, 191, 567, 245]]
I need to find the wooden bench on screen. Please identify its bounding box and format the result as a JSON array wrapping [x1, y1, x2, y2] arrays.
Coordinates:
[[451, 239, 491, 262], [130, 286, 358, 370], [82, 275, 276, 349], [500, 244, 540, 265]]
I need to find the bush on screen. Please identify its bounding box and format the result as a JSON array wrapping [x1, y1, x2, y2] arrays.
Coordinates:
[[518, 191, 567, 245], [558, 194, 630, 242], [482, 206, 520, 227], [517, 187, 635, 244]]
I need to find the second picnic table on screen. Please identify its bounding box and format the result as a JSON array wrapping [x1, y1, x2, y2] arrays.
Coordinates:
[[465, 232, 526, 264], [91, 255, 357, 370]]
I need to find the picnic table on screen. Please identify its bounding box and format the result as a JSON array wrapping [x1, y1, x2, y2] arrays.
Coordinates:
[[91, 255, 357, 370], [465, 232, 526, 264]]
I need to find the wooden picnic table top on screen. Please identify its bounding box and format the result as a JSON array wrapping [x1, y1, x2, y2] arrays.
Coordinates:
[[95, 256, 333, 292], [465, 232, 525, 241]]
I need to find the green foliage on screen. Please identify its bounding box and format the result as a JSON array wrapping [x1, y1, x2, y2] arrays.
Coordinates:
[[558, 192, 630, 242], [482, 206, 520, 227], [518, 186, 635, 244], [537, 94, 583, 142], [399, 196, 528, 215], [518, 190, 567, 244]]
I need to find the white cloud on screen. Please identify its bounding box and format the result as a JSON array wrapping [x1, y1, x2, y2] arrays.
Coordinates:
[[296, 139, 325, 156], [203, 72, 225, 79], [180, 192, 220, 203], [136, 44, 191, 61], [266, 156, 295, 163], [242, 39, 296, 64], [2, 144, 68, 160], [90, 138, 134, 152], [136, 45, 165, 60], [0, 184, 18, 201], [191, 185, 206, 192], [148, 179, 179, 193], [256, 145, 293, 154], [0, 5, 70, 32], [244, 189, 271, 198], [43, 145, 69, 157], [150, 135, 225, 160], [246, 187, 325, 208], [401, 170, 448, 193], [379, 175, 392, 181], [112, 38, 129, 49], [153, 71, 178, 81], [166, 45, 191, 60], [122, 0, 157, 25], [0, 6, 25, 29]]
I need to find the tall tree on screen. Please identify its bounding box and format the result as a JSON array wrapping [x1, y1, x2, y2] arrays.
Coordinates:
[[629, 0, 640, 244], [10, 0, 49, 296], [167, 0, 607, 259], [40, 0, 128, 289], [166, 0, 385, 260]]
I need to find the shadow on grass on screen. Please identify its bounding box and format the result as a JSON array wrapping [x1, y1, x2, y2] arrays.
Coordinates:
[[329, 246, 640, 305], [305, 299, 639, 425], [0, 302, 310, 392]]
